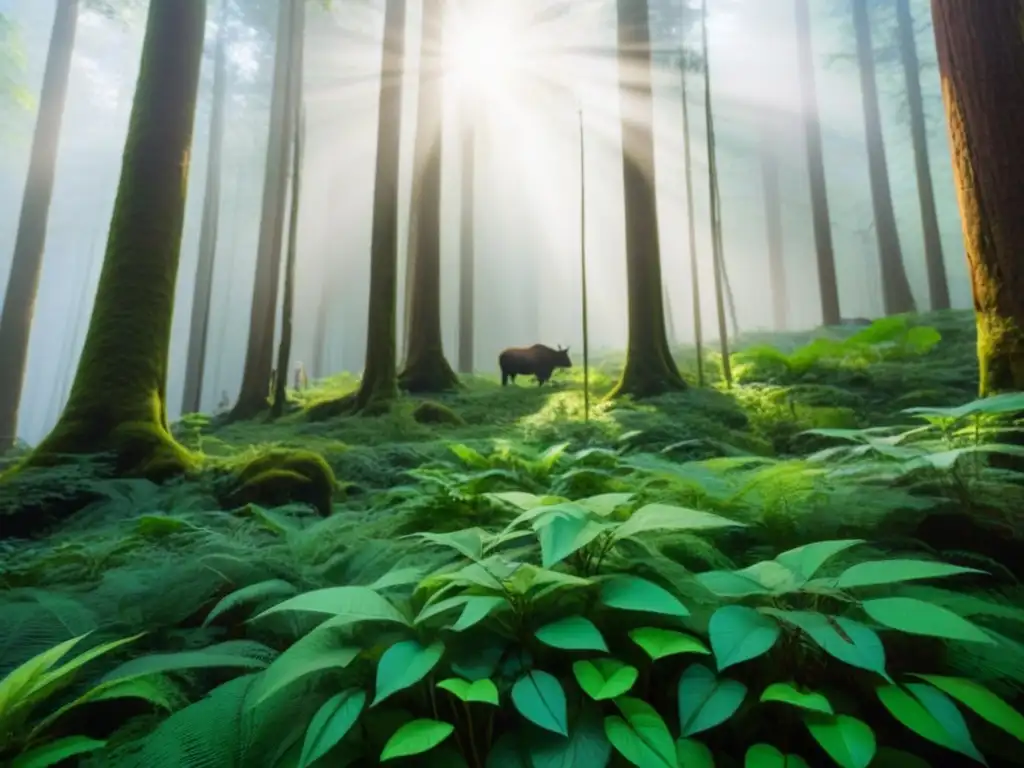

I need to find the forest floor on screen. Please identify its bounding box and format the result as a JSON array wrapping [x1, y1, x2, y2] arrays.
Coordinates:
[[4, 309, 1024, 767]]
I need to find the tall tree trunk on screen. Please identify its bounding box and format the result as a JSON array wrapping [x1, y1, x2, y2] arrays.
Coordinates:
[[23, 0, 205, 475], [180, 0, 229, 417], [229, 0, 299, 420], [931, 1, 1024, 396], [852, 0, 916, 316], [794, 0, 841, 326], [0, 0, 79, 452], [608, 0, 685, 399], [897, 0, 949, 311], [457, 99, 475, 374], [272, 3, 305, 420], [679, 56, 704, 386], [760, 112, 787, 331], [399, 0, 458, 393], [350, 0, 406, 413], [311, 270, 329, 378]]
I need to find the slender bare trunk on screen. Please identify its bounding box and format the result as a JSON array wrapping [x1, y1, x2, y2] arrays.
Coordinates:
[[679, 57, 704, 386], [760, 112, 787, 331]]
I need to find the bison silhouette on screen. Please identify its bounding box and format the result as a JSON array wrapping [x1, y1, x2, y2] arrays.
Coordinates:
[[499, 344, 572, 386]]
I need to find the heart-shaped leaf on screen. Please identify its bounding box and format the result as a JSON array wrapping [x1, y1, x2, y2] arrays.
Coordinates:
[[380, 719, 454, 761], [437, 677, 499, 706], [708, 606, 781, 671], [298, 689, 366, 767], [678, 663, 746, 737], [536, 616, 607, 652], [600, 575, 689, 617], [760, 683, 833, 715], [804, 714, 876, 768], [373, 640, 444, 706], [573, 658, 638, 700], [604, 697, 677, 767], [630, 628, 709, 661], [511, 670, 568, 736]]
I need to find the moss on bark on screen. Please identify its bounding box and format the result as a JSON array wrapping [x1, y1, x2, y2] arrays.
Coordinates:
[[398, 0, 459, 395], [17, 0, 206, 477], [932, 1, 1024, 395], [224, 449, 336, 517], [607, 0, 686, 400]]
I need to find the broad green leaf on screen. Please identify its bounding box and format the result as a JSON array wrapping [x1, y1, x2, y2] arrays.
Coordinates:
[[834, 560, 985, 589], [759, 683, 832, 715], [678, 663, 746, 737], [435, 557, 521, 591], [876, 684, 984, 762], [605, 697, 678, 767], [371, 566, 429, 591], [11, 735, 106, 768], [630, 628, 709, 661], [372, 640, 445, 706], [744, 743, 811, 767], [599, 575, 689, 617], [203, 580, 297, 626], [29, 675, 179, 739], [677, 738, 715, 766], [98, 642, 272, 687], [252, 586, 410, 626], [708, 606, 781, 671], [614, 503, 743, 540], [530, 703, 612, 768], [573, 658, 638, 700], [24, 633, 146, 710], [408, 529, 489, 561], [511, 670, 568, 736], [774, 539, 865, 580], [538, 514, 612, 568], [536, 616, 608, 652], [437, 677, 499, 705], [299, 689, 366, 767], [804, 714, 876, 768], [696, 569, 773, 598], [862, 597, 995, 644], [767, 610, 889, 680], [415, 594, 475, 624], [380, 718, 454, 761], [503, 501, 591, 536], [912, 674, 1024, 744], [253, 629, 359, 705], [488, 491, 545, 510], [579, 493, 634, 516], [452, 596, 507, 632]]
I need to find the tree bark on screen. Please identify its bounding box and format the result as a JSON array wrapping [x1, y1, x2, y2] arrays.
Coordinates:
[[23, 0, 206, 475], [272, 2, 305, 419], [229, 0, 298, 420], [457, 98, 476, 375], [0, 0, 79, 451], [350, 0, 406, 413], [897, 0, 949, 311], [852, 0, 916, 316], [931, 0, 1024, 395], [180, 0, 229, 417], [794, 0, 841, 326], [607, 0, 685, 399], [760, 112, 787, 331], [399, 0, 458, 393], [679, 56, 704, 385]]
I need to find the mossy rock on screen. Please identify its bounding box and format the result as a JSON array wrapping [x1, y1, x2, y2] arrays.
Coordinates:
[[224, 449, 337, 516], [411, 400, 464, 426]]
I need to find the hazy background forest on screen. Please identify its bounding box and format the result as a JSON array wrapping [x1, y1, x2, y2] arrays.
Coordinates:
[[0, 0, 967, 444]]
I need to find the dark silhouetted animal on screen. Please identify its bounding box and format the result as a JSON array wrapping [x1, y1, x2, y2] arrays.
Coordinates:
[[499, 344, 572, 386]]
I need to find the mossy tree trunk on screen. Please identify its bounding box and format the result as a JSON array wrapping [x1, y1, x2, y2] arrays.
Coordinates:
[[852, 0, 916, 316], [399, 0, 458, 393], [0, 0, 79, 452], [931, 0, 1024, 396], [607, 0, 685, 399], [350, 0, 406, 413], [180, 0, 229, 417], [457, 98, 476, 375], [897, 0, 949, 311], [24, 0, 206, 476], [760, 111, 787, 331], [794, 0, 841, 327], [230, 0, 299, 420]]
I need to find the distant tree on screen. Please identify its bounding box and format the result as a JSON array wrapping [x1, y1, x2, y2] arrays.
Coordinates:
[[794, 0, 841, 326], [181, 0, 231, 417], [399, 0, 459, 393], [931, 1, 1024, 395], [0, 0, 79, 452], [348, 0, 407, 412], [759, 111, 787, 331], [457, 97, 476, 375], [18, 0, 206, 474], [230, 0, 302, 420], [608, 0, 686, 398], [852, 0, 916, 315]]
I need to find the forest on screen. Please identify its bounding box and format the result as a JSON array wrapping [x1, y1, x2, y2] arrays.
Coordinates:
[[0, 0, 1022, 765]]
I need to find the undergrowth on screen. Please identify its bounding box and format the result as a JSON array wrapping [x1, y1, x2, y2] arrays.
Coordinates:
[[3, 311, 1024, 766]]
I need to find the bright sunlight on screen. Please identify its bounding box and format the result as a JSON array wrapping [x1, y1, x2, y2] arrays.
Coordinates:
[[444, 4, 524, 93]]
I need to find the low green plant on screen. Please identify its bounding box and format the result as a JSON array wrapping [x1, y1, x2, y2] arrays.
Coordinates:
[[90, 492, 1024, 767]]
